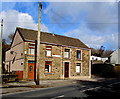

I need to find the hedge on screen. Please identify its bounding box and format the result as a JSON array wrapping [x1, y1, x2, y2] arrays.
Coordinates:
[[92, 64, 118, 78]]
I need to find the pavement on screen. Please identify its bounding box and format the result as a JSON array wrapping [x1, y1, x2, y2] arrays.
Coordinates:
[[0, 77, 106, 95]]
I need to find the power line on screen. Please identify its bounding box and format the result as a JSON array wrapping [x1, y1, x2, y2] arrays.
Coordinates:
[[0, 9, 118, 25], [0, 22, 119, 24]]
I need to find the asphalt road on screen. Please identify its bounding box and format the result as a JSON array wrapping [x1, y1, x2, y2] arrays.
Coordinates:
[[1, 78, 120, 99]]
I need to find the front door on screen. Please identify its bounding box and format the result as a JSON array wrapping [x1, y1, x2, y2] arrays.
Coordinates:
[[64, 62, 69, 78], [28, 61, 35, 79]]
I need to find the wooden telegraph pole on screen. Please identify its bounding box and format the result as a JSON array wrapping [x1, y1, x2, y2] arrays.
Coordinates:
[[0, 19, 3, 74], [36, 2, 42, 85]]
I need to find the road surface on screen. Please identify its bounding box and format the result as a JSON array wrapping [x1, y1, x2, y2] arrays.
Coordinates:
[[2, 78, 120, 99]]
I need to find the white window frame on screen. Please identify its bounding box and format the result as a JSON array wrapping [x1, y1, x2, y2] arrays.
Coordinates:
[[46, 50, 51, 57], [76, 63, 81, 73], [28, 48, 35, 55], [46, 46, 52, 57], [45, 61, 52, 72], [28, 43, 35, 55], [64, 48, 70, 58]]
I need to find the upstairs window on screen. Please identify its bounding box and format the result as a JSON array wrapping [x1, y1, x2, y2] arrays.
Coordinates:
[[76, 50, 81, 59], [46, 46, 52, 57], [28, 43, 35, 55], [45, 61, 52, 72], [64, 49, 70, 58], [76, 63, 81, 73], [28, 48, 35, 55]]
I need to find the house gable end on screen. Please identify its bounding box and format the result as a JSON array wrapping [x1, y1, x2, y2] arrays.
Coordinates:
[[11, 29, 24, 48]]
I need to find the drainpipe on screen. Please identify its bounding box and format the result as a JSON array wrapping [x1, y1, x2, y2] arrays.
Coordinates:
[[89, 49, 91, 78], [10, 51, 17, 75], [60, 46, 63, 79]]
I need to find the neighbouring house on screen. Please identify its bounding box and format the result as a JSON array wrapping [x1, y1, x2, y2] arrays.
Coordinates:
[[5, 27, 91, 80], [90, 55, 109, 64], [90, 55, 102, 61], [90, 55, 103, 64], [101, 57, 109, 63], [110, 48, 120, 65]]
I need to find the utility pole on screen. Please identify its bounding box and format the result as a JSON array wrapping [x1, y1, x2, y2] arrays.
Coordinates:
[[0, 19, 3, 74], [36, 2, 42, 85]]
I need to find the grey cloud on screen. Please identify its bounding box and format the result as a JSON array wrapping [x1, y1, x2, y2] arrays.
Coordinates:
[[64, 23, 118, 50], [44, 2, 118, 32]]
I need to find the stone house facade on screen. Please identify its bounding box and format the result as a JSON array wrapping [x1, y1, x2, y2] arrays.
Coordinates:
[[5, 27, 91, 80]]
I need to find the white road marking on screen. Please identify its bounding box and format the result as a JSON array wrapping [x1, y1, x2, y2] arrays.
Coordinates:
[[51, 95, 64, 99], [80, 86, 101, 92], [109, 82, 120, 86]]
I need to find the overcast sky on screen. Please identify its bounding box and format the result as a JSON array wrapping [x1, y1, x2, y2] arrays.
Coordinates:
[[0, 0, 119, 50]]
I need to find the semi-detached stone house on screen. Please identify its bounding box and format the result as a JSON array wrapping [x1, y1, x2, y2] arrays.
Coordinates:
[[5, 27, 91, 80]]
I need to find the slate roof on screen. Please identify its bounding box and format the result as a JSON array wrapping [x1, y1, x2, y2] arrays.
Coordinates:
[[17, 27, 89, 49]]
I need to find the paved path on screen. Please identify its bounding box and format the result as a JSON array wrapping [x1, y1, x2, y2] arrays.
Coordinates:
[[0, 80, 77, 95]]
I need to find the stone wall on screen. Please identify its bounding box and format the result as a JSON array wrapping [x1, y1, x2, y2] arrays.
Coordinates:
[[24, 43, 62, 79], [81, 49, 90, 76], [62, 47, 90, 78], [23, 42, 90, 80], [39, 44, 62, 79]]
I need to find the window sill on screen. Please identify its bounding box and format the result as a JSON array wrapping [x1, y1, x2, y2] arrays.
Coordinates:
[[44, 72, 53, 75], [76, 72, 81, 73], [27, 54, 35, 57], [45, 56, 53, 58], [76, 72, 81, 75], [64, 58, 70, 59], [76, 59, 82, 61]]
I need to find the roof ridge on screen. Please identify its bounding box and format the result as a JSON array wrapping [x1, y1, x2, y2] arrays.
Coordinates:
[[17, 27, 80, 40], [16, 27, 37, 32], [16, 27, 89, 49]]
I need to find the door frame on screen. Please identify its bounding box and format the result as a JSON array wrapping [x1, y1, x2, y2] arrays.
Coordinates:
[[63, 62, 70, 78], [28, 61, 35, 80]]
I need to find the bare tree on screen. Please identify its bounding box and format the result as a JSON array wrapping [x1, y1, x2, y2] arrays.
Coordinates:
[[2, 39, 10, 73], [98, 46, 105, 57], [8, 33, 14, 43], [91, 46, 113, 57]]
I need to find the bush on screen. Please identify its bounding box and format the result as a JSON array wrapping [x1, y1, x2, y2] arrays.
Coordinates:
[[114, 66, 120, 77], [92, 64, 117, 78]]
